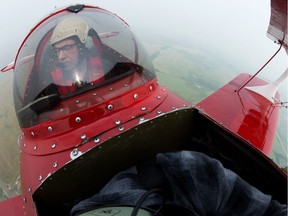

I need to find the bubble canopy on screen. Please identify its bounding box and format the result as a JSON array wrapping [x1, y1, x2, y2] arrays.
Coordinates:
[[13, 5, 155, 128]]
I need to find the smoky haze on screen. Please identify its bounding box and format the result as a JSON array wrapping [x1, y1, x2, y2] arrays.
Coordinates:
[[0, 0, 287, 111]]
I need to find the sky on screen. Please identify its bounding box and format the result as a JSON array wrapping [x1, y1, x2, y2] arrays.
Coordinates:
[[0, 0, 287, 98]]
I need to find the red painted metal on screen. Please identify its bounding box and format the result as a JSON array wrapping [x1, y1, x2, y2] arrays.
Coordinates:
[[0, 195, 24, 215], [20, 76, 165, 155], [197, 73, 280, 155], [19, 84, 191, 216]]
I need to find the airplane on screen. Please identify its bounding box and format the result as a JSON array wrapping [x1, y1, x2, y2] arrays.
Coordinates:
[[0, 0, 287, 215]]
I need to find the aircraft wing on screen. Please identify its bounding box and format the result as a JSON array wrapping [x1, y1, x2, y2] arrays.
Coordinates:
[[267, 0, 288, 53], [0, 195, 24, 215]]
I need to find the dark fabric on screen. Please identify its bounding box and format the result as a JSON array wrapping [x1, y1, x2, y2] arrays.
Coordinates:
[[71, 151, 287, 216]]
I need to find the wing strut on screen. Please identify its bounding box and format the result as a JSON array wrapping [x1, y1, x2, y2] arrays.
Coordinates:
[[237, 41, 283, 93], [245, 68, 288, 104]]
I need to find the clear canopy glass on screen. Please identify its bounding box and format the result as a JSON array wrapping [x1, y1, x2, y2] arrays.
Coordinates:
[[13, 6, 155, 128]]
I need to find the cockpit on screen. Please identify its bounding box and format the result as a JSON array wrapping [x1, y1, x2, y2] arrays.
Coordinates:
[[13, 5, 156, 128]]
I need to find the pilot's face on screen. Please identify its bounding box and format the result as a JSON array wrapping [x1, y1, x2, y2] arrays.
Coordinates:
[[53, 38, 80, 72]]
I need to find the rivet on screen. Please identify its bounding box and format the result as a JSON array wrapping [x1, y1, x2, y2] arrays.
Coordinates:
[[75, 99, 80, 103], [137, 82, 141, 85], [33, 145, 37, 151], [53, 162, 58, 168], [157, 96, 161, 99], [115, 120, 121, 125], [157, 110, 162, 114], [23, 197, 27, 203], [71, 149, 82, 159], [133, 94, 138, 99], [94, 138, 100, 143], [23, 143, 27, 148], [93, 92, 97, 96], [149, 86, 153, 91], [109, 88, 113, 91], [81, 134, 87, 140], [118, 126, 124, 131], [75, 117, 81, 123], [38, 175, 43, 181], [140, 117, 145, 121], [72, 149, 78, 156], [47, 126, 53, 132], [172, 106, 176, 110], [124, 84, 128, 87], [31, 132, 35, 137], [51, 143, 56, 149], [141, 107, 146, 111], [107, 104, 114, 110], [28, 188, 32, 193]]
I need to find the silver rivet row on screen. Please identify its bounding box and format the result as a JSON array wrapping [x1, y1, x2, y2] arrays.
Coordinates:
[[107, 104, 114, 110], [118, 126, 124, 131], [81, 134, 87, 140], [72, 149, 78, 156], [53, 162, 58, 168], [94, 138, 100, 143]]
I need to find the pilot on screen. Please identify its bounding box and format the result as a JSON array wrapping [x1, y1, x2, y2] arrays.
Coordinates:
[[50, 17, 104, 95]]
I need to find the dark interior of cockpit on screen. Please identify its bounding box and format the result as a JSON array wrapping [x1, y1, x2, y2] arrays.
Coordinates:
[[32, 107, 287, 216]]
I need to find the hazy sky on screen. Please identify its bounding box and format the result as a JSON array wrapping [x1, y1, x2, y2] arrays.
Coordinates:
[[0, 0, 287, 97]]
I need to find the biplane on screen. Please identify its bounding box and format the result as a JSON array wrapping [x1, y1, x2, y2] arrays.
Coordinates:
[[0, 0, 287, 215]]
